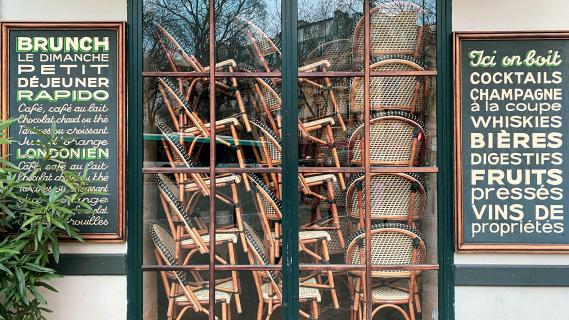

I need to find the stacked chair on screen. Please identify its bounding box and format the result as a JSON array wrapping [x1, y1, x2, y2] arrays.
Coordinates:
[[345, 224, 426, 320], [148, 1, 433, 318], [150, 223, 238, 320]]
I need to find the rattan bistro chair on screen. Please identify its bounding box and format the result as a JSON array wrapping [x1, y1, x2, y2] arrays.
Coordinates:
[[150, 224, 236, 320], [350, 55, 429, 114], [237, 17, 347, 131], [247, 174, 340, 308], [158, 77, 250, 190], [155, 116, 247, 251], [249, 117, 345, 249], [242, 221, 325, 320], [249, 80, 347, 189], [346, 173, 427, 229], [154, 174, 243, 313], [154, 24, 251, 132], [347, 111, 427, 167], [352, 1, 427, 68], [344, 223, 426, 320], [306, 39, 353, 72]]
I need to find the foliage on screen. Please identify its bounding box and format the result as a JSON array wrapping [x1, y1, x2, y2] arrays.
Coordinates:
[[0, 120, 102, 320]]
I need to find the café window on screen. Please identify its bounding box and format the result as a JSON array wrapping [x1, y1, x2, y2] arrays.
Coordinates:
[[138, 0, 442, 319]]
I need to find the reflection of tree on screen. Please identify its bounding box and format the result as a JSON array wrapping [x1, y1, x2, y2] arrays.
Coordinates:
[[143, 0, 269, 65], [298, 0, 361, 23]]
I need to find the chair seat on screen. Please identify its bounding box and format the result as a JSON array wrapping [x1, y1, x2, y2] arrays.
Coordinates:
[[274, 230, 331, 242], [184, 174, 241, 190], [303, 117, 335, 128], [298, 59, 331, 72], [176, 280, 234, 303], [303, 174, 337, 184], [371, 285, 410, 301], [262, 278, 321, 302], [184, 117, 241, 134], [182, 233, 238, 245]]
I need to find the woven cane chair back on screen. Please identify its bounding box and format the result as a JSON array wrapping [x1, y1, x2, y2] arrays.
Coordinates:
[[312, 216, 349, 255], [154, 174, 201, 232], [348, 111, 426, 166], [351, 56, 427, 114], [353, 1, 425, 63], [257, 79, 282, 112], [252, 78, 282, 128], [236, 17, 281, 71], [346, 173, 426, 222], [242, 221, 282, 296], [159, 77, 195, 113], [150, 224, 194, 286], [153, 24, 203, 72], [306, 39, 353, 71], [155, 116, 198, 168], [250, 117, 282, 164], [345, 223, 426, 278], [318, 124, 349, 166], [247, 174, 282, 221]]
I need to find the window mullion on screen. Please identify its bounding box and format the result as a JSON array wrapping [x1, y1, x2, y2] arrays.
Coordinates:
[[281, 0, 300, 318]]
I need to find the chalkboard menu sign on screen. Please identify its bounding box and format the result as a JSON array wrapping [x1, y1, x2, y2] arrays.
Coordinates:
[[454, 32, 569, 252], [1, 22, 125, 241]]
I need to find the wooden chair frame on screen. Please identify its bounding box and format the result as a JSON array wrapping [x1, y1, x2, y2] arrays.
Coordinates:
[[347, 111, 427, 167], [249, 118, 346, 250], [242, 221, 326, 320], [157, 78, 250, 190], [154, 24, 251, 132], [247, 174, 339, 309], [155, 116, 247, 251], [237, 17, 347, 131], [150, 223, 235, 320], [344, 223, 426, 320], [346, 173, 427, 229], [154, 175, 243, 314], [350, 55, 430, 114], [249, 80, 347, 189]]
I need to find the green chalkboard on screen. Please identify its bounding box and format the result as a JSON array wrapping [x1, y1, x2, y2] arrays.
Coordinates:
[[1, 22, 125, 241], [454, 32, 569, 252]]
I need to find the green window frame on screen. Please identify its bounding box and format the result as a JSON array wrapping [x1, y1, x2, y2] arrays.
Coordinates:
[[125, 0, 455, 318]]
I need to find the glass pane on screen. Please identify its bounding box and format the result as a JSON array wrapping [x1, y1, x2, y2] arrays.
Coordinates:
[[216, 0, 282, 71], [298, 76, 361, 170], [142, 0, 440, 318], [359, 269, 438, 320], [297, 171, 358, 318], [212, 75, 284, 169], [143, 0, 211, 71], [144, 270, 254, 320], [298, 0, 363, 71]]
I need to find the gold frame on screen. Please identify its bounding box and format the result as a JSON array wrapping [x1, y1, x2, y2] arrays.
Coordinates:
[[454, 31, 569, 252], [1, 21, 126, 242]]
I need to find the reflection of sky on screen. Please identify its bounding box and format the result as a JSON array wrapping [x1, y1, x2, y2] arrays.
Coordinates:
[[263, 0, 435, 28]]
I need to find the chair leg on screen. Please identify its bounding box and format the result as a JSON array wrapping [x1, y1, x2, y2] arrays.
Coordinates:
[[409, 301, 416, 320], [222, 302, 228, 320], [311, 300, 319, 319], [167, 283, 176, 319], [257, 301, 264, 320], [414, 285, 421, 313], [227, 242, 242, 313], [323, 75, 346, 132], [324, 124, 346, 189], [230, 183, 247, 252], [321, 239, 339, 309], [229, 124, 250, 191], [325, 180, 344, 248]]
